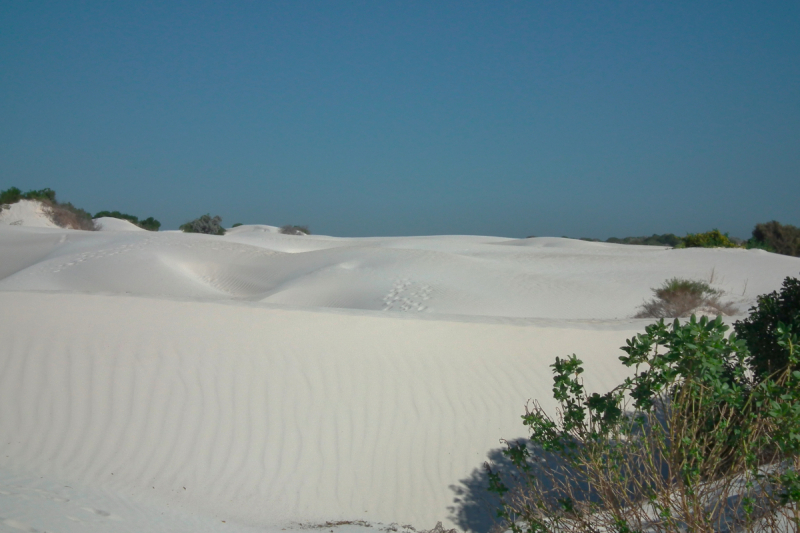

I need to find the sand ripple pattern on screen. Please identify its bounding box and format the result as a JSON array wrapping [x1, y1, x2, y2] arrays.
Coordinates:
[[0, 292, 636, 528]]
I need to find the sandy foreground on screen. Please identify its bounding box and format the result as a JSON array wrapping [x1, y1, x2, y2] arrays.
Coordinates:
[[0, 209, 798, 532]]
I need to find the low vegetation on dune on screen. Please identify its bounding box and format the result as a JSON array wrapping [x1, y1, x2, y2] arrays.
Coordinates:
[[749, 221, 800, 257], [95, 210, 161, 231], [678, 229, 739, 249], [605, 234, 683, 247], [179, 214, 226, 235], [635, 277, 738, 319], [576, 224, 800, 258], [488, 273, 800, 533], [279, 224, 311, 235], [0, 186, 95, 230]]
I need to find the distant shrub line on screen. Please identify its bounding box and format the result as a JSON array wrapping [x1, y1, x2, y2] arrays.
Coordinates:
[[570, 222, 800, 257], [0, 186, 95, 231], [94, 210, 161, 231]]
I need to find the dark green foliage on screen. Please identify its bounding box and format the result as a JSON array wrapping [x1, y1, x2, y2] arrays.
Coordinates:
[[95, 210, 138, 224], [750, 221, 800, 257], [231, 223, 243, 228], [1, 186, 57, 204], [180, 214, 225, 235], [606, 234, 682, 247], [279, 225, 310, 235], [681, 229, 738, 248], [138, 217, 161, 231], [94, 210, 161, 231], [22, 188, 57, 203], [734, 274, 800, 379], [0, 186, 22, 205], [488, 307, 800, 532]]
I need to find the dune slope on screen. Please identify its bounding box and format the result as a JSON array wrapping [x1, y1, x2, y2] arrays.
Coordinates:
[[0, 224, 797, 532]]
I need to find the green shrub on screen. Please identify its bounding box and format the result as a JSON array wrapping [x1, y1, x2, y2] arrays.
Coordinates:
[[635, 277, 737, 318], [488, 306, 800, 532], [138, 217, 161, 231], [94, 210, 161, 231], [231, 223, 243, 228], [606, 234, 683, 247], [95, 210, 139, 224], [22, 188, 57, 203], [734, 274, 800, 379], [681, 229, 738, 248], [180, 214, 225, 235], [279, 224, 310, 235], [1, 186, 57, 205], [0, 186, 22, 205], [750, 221, 800, 257]]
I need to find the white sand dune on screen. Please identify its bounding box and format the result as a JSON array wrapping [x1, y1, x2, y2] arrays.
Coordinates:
[[0, 223, 798, 532], [94, 216, 146, 232], [0, 199, 60, 228]]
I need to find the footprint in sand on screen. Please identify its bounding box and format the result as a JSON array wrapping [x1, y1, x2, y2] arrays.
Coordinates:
[[382, 278, 432, 312]]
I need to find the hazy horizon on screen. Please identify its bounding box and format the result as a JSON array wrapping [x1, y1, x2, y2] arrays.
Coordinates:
[[2, 2, 798, 238]]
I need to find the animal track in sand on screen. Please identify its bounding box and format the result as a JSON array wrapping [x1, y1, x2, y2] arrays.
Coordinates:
[[382, 278, 433, 312], [49, 241, 151, 273]]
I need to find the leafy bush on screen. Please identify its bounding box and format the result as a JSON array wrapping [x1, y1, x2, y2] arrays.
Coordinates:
[[138, 217, 161, 231], [279, 224, 310, 235], [1, 186, 57, 205], [231, 223, 243, 228], [750, 221, 800, 257], [635, 277, 737, 318], [94, 210, 161, 231], [734, 274, 800, 379], [0, 186, 22, 205], [681, 229, 738, 248], [488, 308, 800, 532], [180, 214, 225, 235]]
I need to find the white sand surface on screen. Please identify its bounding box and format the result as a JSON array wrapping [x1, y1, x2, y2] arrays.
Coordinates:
[[94, 216, 146, 232], [0, 199, 60, 228], [0, 224, 798, 532]]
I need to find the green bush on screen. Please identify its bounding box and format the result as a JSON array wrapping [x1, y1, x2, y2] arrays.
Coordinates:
[[606, 234, 683, 247], [0, 186, 22, 205], [1, 186, 57, 205], [138, 217, 161, 231], [635, 277, 737, 318], [681, 229, 738, 248], [734, 274, 800, 379], [94, 210, 161, 231], [180, 214, 225, 235], [750, 221, 800, 257], [489, 282, 800, 532], [231, 223, 243, 228]]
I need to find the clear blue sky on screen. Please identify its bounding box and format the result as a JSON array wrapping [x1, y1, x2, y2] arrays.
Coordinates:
[[2, 1, 798, 237]]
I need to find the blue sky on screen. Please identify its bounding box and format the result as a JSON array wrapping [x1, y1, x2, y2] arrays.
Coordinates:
[[1, 1, 798, 237]]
